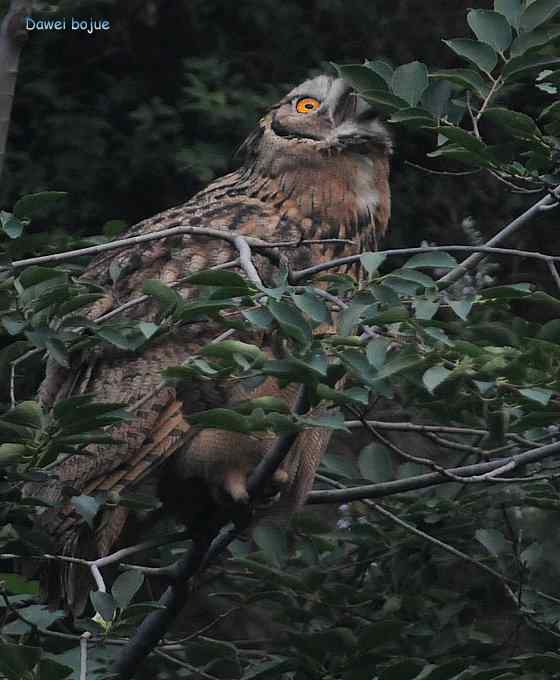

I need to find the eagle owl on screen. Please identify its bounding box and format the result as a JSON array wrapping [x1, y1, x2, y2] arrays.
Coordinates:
[[28, 75, 392, 614]]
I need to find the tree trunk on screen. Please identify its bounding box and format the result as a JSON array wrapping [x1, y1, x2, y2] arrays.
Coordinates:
[[0, 0, 31, 182]]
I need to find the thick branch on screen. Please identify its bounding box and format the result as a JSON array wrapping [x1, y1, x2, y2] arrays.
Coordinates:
[[0, 1, 31, 181]]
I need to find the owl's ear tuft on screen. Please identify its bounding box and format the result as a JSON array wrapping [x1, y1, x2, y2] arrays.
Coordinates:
[[236, 123, 265, 160]]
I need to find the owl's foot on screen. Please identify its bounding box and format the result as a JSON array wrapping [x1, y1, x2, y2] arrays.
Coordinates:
[[222, 467, 289, 504]]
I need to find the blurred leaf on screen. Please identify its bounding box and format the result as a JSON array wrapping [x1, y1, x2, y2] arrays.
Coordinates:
[[253, 526, 288, 566], [90, 590, 116, 622], [423, 366, 452, 394], [405, 252, 458, 269], [322, 452, 360, 479], [475, 528, 508, 557], [467, 10, 513, 51], [391, 61, 429, 106], [448, 299, 474, 320], [367, 338, 389, 369], [143, 279, 184, 312], [185, 270, 251, 288], [361, 252, 387, 274], [0, 443, 27, 466], [38, 658, 74, 680], [421, 81, 453, 120], [268, 301, 313, 346], [359, 443, 393, 482], [519, 0, 560, 31], [0, 573, 39, 595], [415, 299, 440, 320], [443, 39, 498, 73], [291, 290, 330, 323], [0, 643, 42, 680], [519, 387, 554, 405], [13, 192, 67, 220], [70, 494, 104, 529], [112, 571, 144, 610], [0, 212, 24, 239], [389, 107, 436, 127]]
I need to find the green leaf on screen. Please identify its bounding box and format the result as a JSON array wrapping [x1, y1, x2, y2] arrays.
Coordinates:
[[366, 338, 389, 369], [0, 443, 27, 466], [362, 89, 410, 114], [142, 279, 183, 312], [430, 69, 490, 97], [503, 54, 560, 80], [13, 191, 67, 220], [0, 573, 39, 595], [423, 366, 452, 394], [0, 643, 42, 680], [46, 338, 70, 368], [298, 411, 349, 432], [448, 299, 474, 320], [291, 290, 330, 323], [476, 528, 508, 557], [322, 452, 360, 479], [185, 269, 251, 288], [391, 61, 429, 106], [361, 252, 387, 274], [415, 299, 440, 320], [520, 0, 560, 31], [138, 321, 159, 339], [494, 0, 522, 28], [2, 604, 64, 634], [510, 24, 560, 57], [483, 107, 540, 138], [90, 590, 116, 622], [0, 212, 24, 239], [253, 526, 288, 566], [334, 63, 389, 92], [375, 351, 424, 380], [480, 283, 532, 299], [436, 126, 490, 156], [242, 307, 274, 329], [201, 340, 267, 362], [268, 301, 312, 346], [71, 494, 104, 529], [519, 387, 554, 405], [421, 81, 453, 120], [112, 571, 144, 610], [38, 658, 74, 680], [467, 10, 513, 51], [405, 252, 458, 269], [188, 408, 253, 433], [443, 38, 498, 73], [364, 59, 394, 85], [359, 443, 393, 482], [388, 107, 436, 127]]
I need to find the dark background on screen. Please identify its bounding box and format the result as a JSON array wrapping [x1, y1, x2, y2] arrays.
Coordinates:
[[2, 0, 552, 278]]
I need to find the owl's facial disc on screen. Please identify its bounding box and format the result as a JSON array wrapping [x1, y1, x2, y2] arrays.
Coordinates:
[[269, 75, 391, 155]]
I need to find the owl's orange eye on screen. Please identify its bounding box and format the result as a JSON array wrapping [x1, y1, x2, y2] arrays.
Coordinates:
[[296, 97, 321, 113]]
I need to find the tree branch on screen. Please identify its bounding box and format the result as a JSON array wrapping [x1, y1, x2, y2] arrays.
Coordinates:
[[0, 0, 31, 182]]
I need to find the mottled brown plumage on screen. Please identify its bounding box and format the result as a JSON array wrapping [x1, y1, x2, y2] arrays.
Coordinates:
[[27, 75, 392, 614]]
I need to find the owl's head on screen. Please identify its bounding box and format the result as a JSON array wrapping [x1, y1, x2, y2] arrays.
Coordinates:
[[241, 75, 392, 247], [242, 75, 391, 163]]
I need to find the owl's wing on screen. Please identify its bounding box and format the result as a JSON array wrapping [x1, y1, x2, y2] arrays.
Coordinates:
[[28, 172, 305, 611]]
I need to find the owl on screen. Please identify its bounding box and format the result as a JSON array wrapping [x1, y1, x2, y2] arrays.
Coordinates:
[[27, 74, 392, 614]]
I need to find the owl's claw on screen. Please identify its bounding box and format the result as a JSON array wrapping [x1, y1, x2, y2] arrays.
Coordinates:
[[222, 467, 289, 505]]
